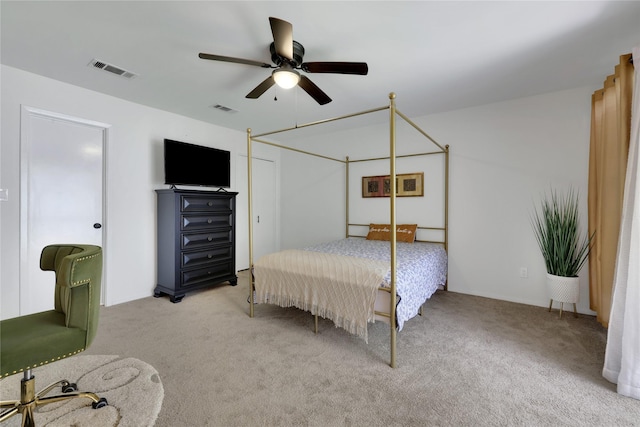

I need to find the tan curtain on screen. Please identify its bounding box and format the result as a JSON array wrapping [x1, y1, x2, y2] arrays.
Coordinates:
[[588, 53, 634, 327], [602, 45, 640, 400]]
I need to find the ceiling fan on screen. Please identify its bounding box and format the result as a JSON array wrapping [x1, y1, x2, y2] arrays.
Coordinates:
[[198, 17, 368, 105]]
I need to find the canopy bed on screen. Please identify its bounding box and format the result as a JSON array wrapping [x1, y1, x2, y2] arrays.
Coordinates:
[[246, 93, 449, 367]]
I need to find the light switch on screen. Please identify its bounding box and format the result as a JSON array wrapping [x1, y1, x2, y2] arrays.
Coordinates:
[[0, 189, 8, 201]]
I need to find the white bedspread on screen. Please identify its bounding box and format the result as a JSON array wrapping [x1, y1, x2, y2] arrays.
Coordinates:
[[254, 249, 389, 341]]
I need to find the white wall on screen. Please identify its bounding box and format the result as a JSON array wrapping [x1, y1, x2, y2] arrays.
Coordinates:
[[278, 86, 595, 314], [424, 87, 593, 313], [279, 150, 346, 248], [0, 65, 277, 319]]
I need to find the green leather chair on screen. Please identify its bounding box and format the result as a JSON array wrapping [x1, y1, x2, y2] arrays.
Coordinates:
[[0, 244, 108, 426]]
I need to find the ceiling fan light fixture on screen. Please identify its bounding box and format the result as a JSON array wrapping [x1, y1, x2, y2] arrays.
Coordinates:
[[273, 67, 300, 89]]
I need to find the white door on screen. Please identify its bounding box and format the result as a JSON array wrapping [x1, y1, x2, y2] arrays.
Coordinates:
[[236, 155, 277, 270], [20, 106, 108, 315]]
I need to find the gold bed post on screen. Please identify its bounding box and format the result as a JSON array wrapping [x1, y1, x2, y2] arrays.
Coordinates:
[[247, 128, 255, 318], [389, 92, 397, 369], [444, 145, 450, 290], [444, 145, 450, 253], [345, 156, 350, 238]]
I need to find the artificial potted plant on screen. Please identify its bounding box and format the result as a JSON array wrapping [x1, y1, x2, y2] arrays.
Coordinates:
[[531, 188, 594, 316]]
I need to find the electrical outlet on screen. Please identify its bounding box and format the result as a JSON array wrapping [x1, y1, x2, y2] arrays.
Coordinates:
[[519, 267, 528, 278]]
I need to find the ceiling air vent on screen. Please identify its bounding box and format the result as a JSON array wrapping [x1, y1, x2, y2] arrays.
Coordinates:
[[88, 59, 137, 79], [211, 104, 238, 113]]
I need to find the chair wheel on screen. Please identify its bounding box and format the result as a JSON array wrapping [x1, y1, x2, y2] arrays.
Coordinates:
[[62, 383, 77, 393], [92, 397, 108, 409]]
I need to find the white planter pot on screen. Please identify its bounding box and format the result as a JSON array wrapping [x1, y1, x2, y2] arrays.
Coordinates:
[[547, 273, 579, 304]]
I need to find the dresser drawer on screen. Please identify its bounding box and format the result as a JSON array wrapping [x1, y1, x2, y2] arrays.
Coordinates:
[[182, 246, 233, 268], [181, 213, 231, 231], [182, 230, 232, 249], [181, 261, 234, 288], [181, 195, 233, 212]]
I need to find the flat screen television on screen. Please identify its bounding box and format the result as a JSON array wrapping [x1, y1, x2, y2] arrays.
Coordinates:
[[164, 139, 231, 188]]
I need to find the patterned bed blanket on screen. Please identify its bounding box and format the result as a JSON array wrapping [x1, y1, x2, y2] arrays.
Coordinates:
[[253, 238, 448, 339]]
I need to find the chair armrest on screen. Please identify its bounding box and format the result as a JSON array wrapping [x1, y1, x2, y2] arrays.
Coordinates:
[[57, 248, 102, 289]]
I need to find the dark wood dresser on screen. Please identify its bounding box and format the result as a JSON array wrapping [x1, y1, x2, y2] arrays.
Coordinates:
[[154, 188, 238, 303]]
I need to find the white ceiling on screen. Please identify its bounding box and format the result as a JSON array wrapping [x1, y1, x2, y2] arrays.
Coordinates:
[[2, 1, 639, 136]]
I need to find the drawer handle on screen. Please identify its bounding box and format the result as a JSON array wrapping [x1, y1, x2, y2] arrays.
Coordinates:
[[207, 219, 213, 224], [207, 201, 213, 206], [207, 236, 213, 241]]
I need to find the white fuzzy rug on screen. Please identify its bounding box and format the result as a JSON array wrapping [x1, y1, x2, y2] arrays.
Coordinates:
[[0, 355, 163, 427]]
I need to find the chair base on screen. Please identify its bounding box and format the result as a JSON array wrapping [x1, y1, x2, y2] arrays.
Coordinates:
[[0, 370, 108, 427]]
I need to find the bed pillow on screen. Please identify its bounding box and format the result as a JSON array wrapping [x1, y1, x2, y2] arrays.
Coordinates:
[[366, 224, 417, 243]]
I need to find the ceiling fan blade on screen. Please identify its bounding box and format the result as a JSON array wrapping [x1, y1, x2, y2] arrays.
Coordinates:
[[301, 62, 369, 75], [199, 53, 272, 68], [298, 76, 332, 105], [269, 17, 293, 61], [246, 76, 276, 99]]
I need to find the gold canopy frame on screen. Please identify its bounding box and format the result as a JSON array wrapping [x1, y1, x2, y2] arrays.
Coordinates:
[[246, 93, 449, 368]]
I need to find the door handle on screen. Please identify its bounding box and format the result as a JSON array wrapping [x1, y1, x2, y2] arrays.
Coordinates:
[[93, 223, 102, 229], [257, 215, 260, 223]]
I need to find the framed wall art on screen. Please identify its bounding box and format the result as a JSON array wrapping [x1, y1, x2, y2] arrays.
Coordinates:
[[362, 172, 424, 198]]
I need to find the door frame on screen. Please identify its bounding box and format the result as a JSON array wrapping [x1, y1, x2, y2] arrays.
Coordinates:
[[19, 105, 110, 313], [236, 154, 279, 270]]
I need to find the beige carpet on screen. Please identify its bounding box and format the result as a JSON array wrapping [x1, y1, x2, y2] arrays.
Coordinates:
[[83, 271, 640, 426], [0, 355, 163, 427]]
